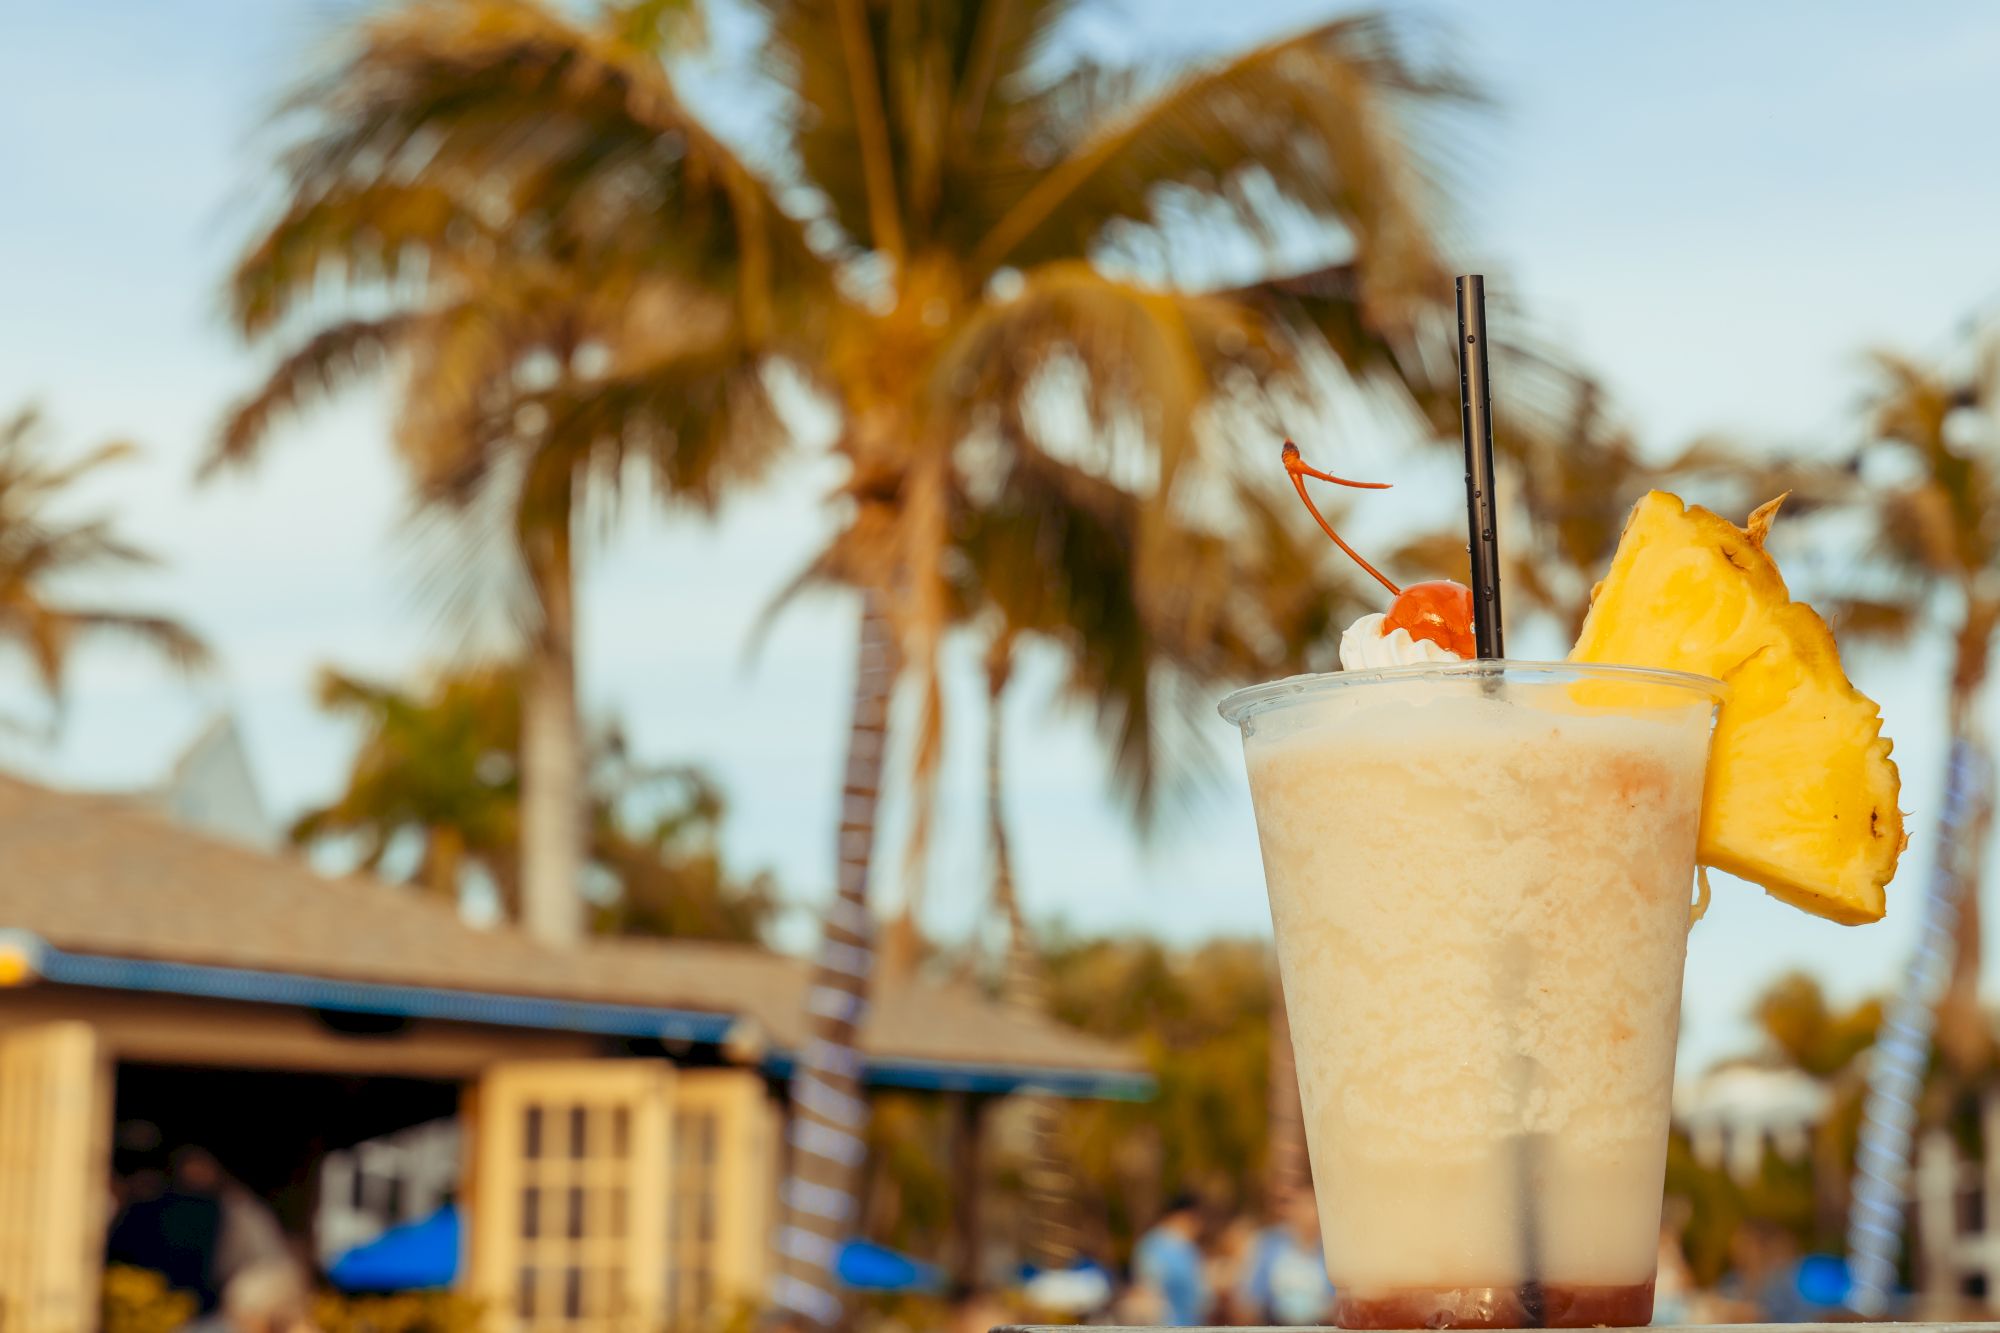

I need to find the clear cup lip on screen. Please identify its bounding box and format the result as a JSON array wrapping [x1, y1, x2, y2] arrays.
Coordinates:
[[1216, 658, 1729, 728]]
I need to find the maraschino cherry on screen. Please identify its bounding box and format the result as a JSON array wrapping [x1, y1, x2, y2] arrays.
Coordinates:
[[1281, 440, 1477, 658]]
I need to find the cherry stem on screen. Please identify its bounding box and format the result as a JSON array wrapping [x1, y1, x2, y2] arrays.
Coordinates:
[[1281, 440, 1402, 597]]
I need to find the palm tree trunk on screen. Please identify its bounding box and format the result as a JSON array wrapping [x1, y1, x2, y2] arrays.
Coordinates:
[[773, 590, 897, 1329], [519, 499, 583, 947], [424, 824, 465, 903], [1936, 630, 1994, 1074], [985, 640, 1076, 1270]]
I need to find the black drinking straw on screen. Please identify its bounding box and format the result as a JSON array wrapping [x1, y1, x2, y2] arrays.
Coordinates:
[[1461, 275, 1542, 1324], [1456, 275, 1505, 659]]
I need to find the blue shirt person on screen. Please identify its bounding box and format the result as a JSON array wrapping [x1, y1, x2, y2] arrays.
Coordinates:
[[1240, 1192, 1336, 1325], [1132, 1194, 1210, 1326]]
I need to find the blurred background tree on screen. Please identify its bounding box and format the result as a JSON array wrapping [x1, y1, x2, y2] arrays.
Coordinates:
[[213, 0, 811, 948], [376, 0, 1484, 1308], [184, 0, 1997, 1312], [0, 406, 208, 728], [290, 664, 773, 942], [1839, 335, 2000, 1078], [1669, 971, 1882, 1284], [1042, 936, 1275, 1257]]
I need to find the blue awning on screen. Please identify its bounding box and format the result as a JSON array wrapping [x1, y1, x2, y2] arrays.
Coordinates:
[[835, 1239, 942, 1293], [1, 935, 1154, 1101], [328, 1206, 459, 1292]]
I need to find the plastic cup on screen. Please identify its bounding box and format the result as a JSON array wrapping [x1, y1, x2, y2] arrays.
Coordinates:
[[1219, 661, 1723, 1329]]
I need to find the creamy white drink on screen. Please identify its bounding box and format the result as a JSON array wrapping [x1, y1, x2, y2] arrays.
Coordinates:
[[1222, 663, 1719, 1328]]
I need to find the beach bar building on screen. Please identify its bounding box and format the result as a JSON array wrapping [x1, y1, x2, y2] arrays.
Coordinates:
[[0, 775, 1147, 1332]]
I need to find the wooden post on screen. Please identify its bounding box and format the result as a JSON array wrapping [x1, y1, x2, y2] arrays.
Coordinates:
[[0, 1021, 112, 1333], [1914, 1126, 1962, 1302], [952, 1092, 985, 1290]]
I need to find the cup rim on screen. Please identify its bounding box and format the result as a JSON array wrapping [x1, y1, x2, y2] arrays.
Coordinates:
[[1216, 658, 1729, 728]]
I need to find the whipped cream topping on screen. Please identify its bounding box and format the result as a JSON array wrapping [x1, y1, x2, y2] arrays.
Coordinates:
[[1338, 611, 1465, 671]]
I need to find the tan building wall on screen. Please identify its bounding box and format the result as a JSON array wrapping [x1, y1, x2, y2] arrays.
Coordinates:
[[0, 989, 778, 1333]]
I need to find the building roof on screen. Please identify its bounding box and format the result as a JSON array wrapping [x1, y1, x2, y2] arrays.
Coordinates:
[[139, 714, 276, 851], [0, 774, 1146, 1099]]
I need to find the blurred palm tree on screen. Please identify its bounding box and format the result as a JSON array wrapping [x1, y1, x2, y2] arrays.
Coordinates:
[[1680, 337, 2000, 1083], [1834, 339, 2000, 1076], [291, 662, 774, 941], [212, 0, 812, 947], [1675, 973, 1882, 1257], [221, 0, 1473, 1313], [290, 666, 520, 902], [751, 7, 1470, 1304], [0, 406, 208, 724]]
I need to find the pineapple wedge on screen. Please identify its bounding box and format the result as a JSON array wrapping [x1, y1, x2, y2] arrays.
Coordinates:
[[1571, 490, 1903, 924]]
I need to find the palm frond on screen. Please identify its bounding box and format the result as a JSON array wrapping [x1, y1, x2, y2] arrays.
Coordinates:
[[210, 316, 415, 473], [1224, 261, 1446, 429], [5, 440, 141, 500], [949, 0, 1081, 141], [36, 608, 212, 675], [752, 0, 1084, 261], [534, 337, 786, 514], [1832, 596, 1924, 645], [970, 13, 1472, 300], [274, 0, 823, 330], [228, 181, 479, 338], [933, 261, 1273, 498], [1, 521, 157, 580], [0, 411, 208, 703], [601, 0, 707, 56]]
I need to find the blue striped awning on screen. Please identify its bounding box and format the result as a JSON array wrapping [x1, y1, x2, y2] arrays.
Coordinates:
[[0, 933, 1154, 1101]]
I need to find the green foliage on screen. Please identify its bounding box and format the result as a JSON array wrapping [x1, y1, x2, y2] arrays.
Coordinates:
[[102, 1266, 196, 1333], [1668, 971, 1888, 1284], [293, 663, 774, 941], [1043, 937, 1277, 1256], [1752, 970, 1883, 1080], [311, 1289, 485, 1333], [1665, 1131, 1818, 1288], [861, 1094, 956, 1256]]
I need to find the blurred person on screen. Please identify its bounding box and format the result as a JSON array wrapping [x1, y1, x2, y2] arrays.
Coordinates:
[[1132, 1193, 1210, 1327], [176, 1147, 300, 1292], [1205, 1215, 1259, 1324], [1716, 1219, 1810, 1324], [1651, 1199, 1695, 1326], [183, 1261, 317, 1333], [1240, 1191, 1336, 1326], [946, 1281, 1010, 1333], [1020, 1255, 1114, 1318], [107, 1146, 225, 1312]]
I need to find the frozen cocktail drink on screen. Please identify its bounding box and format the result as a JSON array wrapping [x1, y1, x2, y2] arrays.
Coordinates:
[[1220, 663, 1722, 1328]]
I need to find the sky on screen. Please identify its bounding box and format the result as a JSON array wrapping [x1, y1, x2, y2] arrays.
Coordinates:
[[3, 0, 1999, 1074]]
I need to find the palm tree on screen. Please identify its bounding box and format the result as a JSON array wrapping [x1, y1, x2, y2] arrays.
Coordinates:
[[213, 0, 812, 948], [1834, 338, 2000, 1075], [0, 406, 208, 722], [755, 9, 1471, 1306], [1687, 336, 2000, 1082], [221, 1, 1474, 1314], [292, 662, 775, 941], [289, 666, 520, 903]]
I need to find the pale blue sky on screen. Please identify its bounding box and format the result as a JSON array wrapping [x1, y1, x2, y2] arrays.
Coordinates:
[[2, 1, 1998, 1073]]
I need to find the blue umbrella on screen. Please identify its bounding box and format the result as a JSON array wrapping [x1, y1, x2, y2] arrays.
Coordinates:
[[328, 1205, 460, 1292], [1797, 1254, 1853, 1308], [833, 1239, 944, 1293]]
